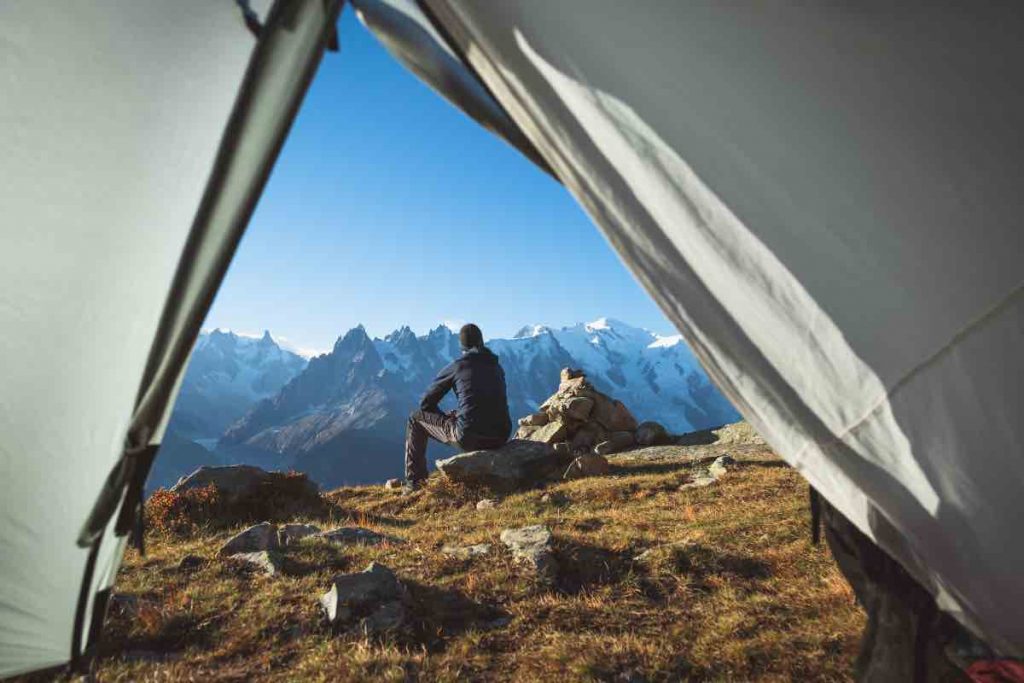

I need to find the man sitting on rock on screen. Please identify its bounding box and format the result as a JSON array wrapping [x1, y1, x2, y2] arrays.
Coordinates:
[[403, 323, 512, 494]]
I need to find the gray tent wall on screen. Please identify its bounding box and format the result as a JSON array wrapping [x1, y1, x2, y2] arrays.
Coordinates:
[[0, 1, 341, 677], [388, 1, 1024, 655]]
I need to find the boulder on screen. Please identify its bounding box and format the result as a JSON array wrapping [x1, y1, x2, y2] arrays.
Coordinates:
[[172, 464, 317, 503], [711, 421, 766, 446], [563, 454, 611, 480], [219, 522, 278, 556], [442, 543, 491, 559], [280, 523, 321, 546], [320, 563, 408, 636], [436, 440, 564, 492], [590, 396, 638, 432], [500, 525, 557, 581], [570, 422, 607, 452], [563, 397, 595, 421], [518, 412, 549, 427], [317, 527, 401, 547], [229, 550, 285, 576], [635, 421, 671, 447], [594, 431, 636, 456]]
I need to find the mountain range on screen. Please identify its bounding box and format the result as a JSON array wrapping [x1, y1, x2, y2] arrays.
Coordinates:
[[153, 319, 738, 491]]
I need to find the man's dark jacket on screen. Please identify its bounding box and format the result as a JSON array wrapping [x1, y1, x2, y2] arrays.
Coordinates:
[[420, 346, 512, 446]]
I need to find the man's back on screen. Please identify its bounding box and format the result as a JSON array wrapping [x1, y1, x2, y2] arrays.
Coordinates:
[[449, 347, 512, 442]]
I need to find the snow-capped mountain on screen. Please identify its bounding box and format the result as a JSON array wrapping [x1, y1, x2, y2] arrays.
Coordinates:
[[214, 318, 737, 487], [167, 329, 308, 440]]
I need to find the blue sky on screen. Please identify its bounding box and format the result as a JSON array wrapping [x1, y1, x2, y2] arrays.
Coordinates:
[[205, 10, 672, 355]]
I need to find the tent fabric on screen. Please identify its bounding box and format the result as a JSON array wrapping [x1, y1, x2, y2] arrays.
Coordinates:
[[0, 0, 340, 677], [417, 1, 1024, 655]]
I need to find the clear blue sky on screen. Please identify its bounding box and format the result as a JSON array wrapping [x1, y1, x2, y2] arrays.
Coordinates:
[[205, 10, 673, 355]]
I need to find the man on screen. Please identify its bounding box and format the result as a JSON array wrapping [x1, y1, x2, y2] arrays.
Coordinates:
[[403, 323, 512, 492]]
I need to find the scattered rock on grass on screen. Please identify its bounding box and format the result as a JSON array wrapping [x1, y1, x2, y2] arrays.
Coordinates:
[[442, 543, 491, 560], [500, 525, 557, 581], [280, 523, 321, 546], [476, 498, 498, 510], [384, 478, 402, 490], [219, 522, 278, 556], [229, 550, 285, 576], [320, 563, 408, 636], [177, 554, 205, 572], [679, 475, 717, 490], [563, 453, 610, 480], [709, 454, 735, 478], [540, 491, 569, 505], [317, 527, 402, 547]]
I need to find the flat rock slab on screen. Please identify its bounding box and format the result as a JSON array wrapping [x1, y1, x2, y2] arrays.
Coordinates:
[[320, 563, 408, 636], [219, 522, 278, 556], [317, 527, 402, 547], [436, 440, 564, 492], [500, 525, 557, 581], [229, 550, 285, 576], [442, 543, 492, 560]]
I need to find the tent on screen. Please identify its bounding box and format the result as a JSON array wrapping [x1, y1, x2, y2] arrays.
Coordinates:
[[1, 1, 1022, 677]]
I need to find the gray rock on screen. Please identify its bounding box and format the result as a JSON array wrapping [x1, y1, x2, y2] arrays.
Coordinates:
[[711, 421, 766, 446], [384, 478, 402, 490], [563, 453, 611, 480], [317, 527, 402, 547], [442, 543, 491, 559], [594, 431, 636, 456], [320, 563, 408, 635], [219, 522, 278, 556], [280, 523, 321, 546], [500, 525, 557, 580], [172, 464, 317, 502], [709, 454, 735, 478], [679, 475, 718, 490], [635, 421, 671, 447], [436, 440, 563, 492], [540, 491, 569, 505], [476, 498, 499, 510], [229, 550, 285, 576]]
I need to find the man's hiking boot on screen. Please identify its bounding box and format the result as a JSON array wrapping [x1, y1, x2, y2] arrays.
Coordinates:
[[401, 480, 423, 497]]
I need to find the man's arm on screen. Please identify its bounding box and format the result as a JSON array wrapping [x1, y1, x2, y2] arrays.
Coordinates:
[[420, 361, 457, 412]]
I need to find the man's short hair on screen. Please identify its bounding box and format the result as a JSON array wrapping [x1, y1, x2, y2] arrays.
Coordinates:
[[459, 323, 483, 350]]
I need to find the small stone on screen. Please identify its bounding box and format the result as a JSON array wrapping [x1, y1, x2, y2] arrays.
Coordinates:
[[635, 421, 671, 447], [527, 420, 569, 444], [709, 454, 735, 478], [442, 543, 491, 559], [540, 491, 569, 505], [219, 522, 278, 556], [177, 554, 205, 572], [317, 527, 402, 547], [476, 498, 498, 510], [280, 523, 321, 546], [229, 550, 285, 576], [500, 525, 557, 581], [384, 478, 402, 490], [563, 453, 611, 480], [679, 475, 717, 490], [560, 367, 585, 382], [320, 563, 408, 635]]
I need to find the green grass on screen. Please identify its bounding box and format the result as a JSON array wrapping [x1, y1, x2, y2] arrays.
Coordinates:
[[86, 443, 864, 681]]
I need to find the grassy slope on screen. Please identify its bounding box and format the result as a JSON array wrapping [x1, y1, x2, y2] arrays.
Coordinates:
[[93, 442, 865, 681]]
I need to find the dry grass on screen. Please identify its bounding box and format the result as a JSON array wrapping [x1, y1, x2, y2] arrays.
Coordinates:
[[85, 444, 864, 681]]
